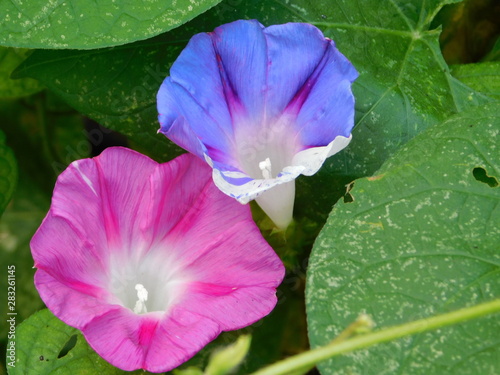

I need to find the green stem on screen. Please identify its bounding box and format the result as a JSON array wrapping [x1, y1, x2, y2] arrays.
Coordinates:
[[250, 299, 500, 375]]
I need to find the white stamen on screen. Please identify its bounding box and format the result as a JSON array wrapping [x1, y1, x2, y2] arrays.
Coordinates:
[[133, 283, 148, 314], [259, 158, 272, 180]]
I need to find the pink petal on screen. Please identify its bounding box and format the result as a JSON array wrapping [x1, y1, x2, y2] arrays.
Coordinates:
[[145, 308, 220, 372], [49, 147, 157, 252], [82, 307, 220, 372], [34, 270, 117, 329], [140, 153, 213, 246], [31, 213, 107, 287]]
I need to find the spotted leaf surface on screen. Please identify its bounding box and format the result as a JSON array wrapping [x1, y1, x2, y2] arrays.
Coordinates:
[[0, 0, 221, 49], [306, 102, 500, 375]]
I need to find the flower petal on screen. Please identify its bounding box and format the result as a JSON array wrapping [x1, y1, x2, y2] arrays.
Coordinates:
[[31, 213, 107, 289], [292, 135, 353, 176], [255, 180, 295, 229], [141, 153, 213, 245], [46, 147, 157, 251], [210, 20, 267, 124], [83, 307, 220, 373], [158, 78, 234, 165], [153, 160, 284, 323], [293, 46, 358, 146], [34, 270, 117, 329], [82, 309, 156, 371], [263, 22, 330, 120], [144, 308, 220, 372], [160, 32, 233, 133]]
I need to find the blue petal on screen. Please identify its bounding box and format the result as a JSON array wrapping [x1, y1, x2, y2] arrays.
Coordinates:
[[158, 105, 207, 160], [263, 23, 330, 121], [158, 79, 236, 165], [210, 20, 268, 124], [157, 20, 271, 165], [157, 33, 235, 165], [291, 41, 358, 147]]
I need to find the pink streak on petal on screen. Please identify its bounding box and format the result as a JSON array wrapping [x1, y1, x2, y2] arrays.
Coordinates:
[[82, 307, 220, 373], [144, 308, 220, 372], [49, 158, 108, 252], [138, 317, 160, 348], [46, 147, 158, 254], [35, 270, 118, 329], [92, 147, 158, 250], [141, 153, 213, 247]]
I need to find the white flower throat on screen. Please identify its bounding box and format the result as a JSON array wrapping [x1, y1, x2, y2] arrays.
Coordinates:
[[108, 248, 192, 315]]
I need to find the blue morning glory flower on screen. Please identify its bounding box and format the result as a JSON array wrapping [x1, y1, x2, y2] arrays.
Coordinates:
[[157, 20, 358, 229]]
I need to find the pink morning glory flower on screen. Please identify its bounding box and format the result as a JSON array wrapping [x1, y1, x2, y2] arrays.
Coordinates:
[[157, 20, 358, 229], [30, 147, 284, 373]]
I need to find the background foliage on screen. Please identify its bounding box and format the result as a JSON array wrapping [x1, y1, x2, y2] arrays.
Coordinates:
[[0, 0, 498, 374]]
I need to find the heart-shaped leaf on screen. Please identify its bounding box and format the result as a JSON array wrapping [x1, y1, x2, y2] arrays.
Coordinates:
[[306, 102, 500, 375]]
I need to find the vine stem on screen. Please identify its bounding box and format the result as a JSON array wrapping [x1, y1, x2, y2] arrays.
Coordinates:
[[250, 299, 500, 375]]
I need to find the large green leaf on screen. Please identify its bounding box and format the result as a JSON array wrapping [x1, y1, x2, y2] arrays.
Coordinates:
[[306, 102, 500, 375], [14, 0, 490, 216], [0, 129, 16, 215], [0, 47, 43, 98], [0, 0, 222, 49]]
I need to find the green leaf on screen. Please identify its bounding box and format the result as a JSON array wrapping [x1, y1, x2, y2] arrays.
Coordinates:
[[0, 0, 222, 49], [451, 62, 500, 100], [0, 130, 16, 215], [306, 102, 500, 375], [13, 0, 491, 211], [8, 309, 126, 374], [0, 47, 43, 98]]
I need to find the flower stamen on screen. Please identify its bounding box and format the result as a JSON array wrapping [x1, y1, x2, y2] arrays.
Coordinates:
[[259, 158, 272, 180], [133, 283, 148, 314]]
